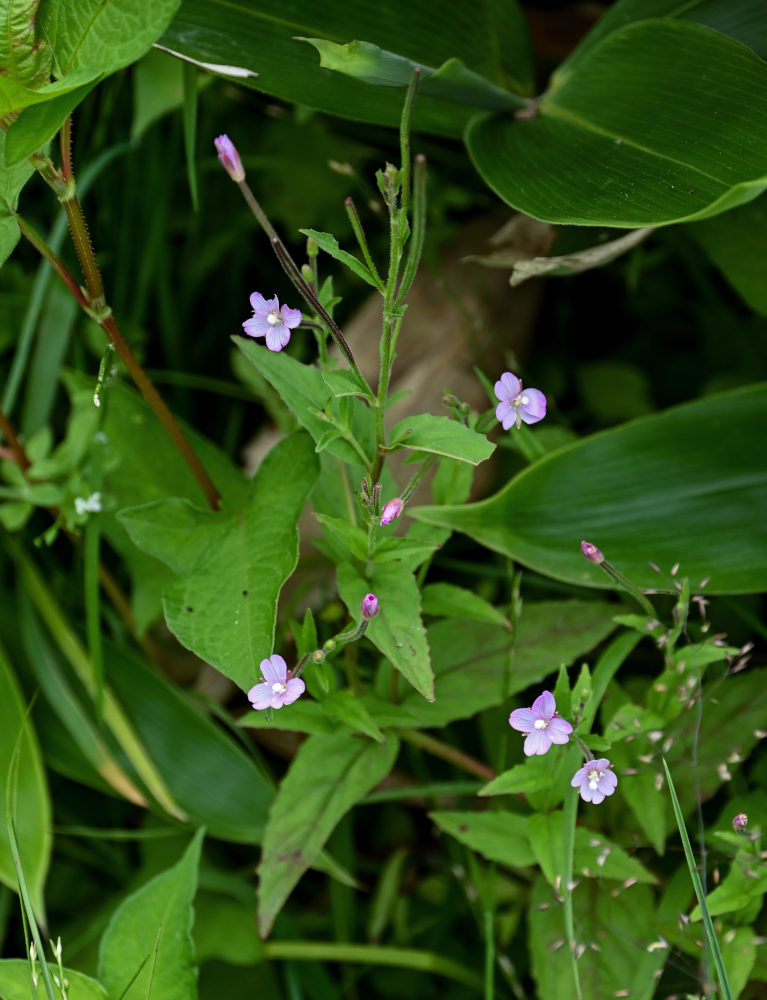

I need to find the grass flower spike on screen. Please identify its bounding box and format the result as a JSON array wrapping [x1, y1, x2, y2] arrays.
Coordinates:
[[571, 758, 618, 804], [509, 690, 573, 755], [243, 292, 302, 352], [248, 654, 305, 710], [495, 372, 546, 429]]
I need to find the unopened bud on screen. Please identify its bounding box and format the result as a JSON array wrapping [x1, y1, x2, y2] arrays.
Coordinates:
[[214, 135, 245, 182], [732, 812, 748, 832], [380, 497, 404, 526], [323, 638, 337, 652], [312, 649, 325, 663], [581, 540, 604, 564], [301, 263, 313, 284], [361, 593, 379, 620]]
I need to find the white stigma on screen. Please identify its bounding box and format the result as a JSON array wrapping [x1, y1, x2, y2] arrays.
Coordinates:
[[272, 681, 287, 694], [267, 310, 281, 325], [520, 394, 529, 405], [587, 768, 602, 788], [534, 718, 548, 730]]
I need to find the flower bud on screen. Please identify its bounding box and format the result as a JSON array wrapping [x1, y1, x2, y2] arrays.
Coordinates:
[[732, 812, 748, 831], [581, 540, 604, 564], [380, 497, 404, 526], [361, 593, 379, 620], [214, 135, 245, 182]]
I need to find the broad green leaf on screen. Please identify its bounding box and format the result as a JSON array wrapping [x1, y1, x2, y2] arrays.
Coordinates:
[[236, 339, 375, 466], [337, 562, 434, 701], [0, 0, 52, 87], [105, 642, 275, 843], [98, 829, 203, 1000], [240, 699, 341, 736], [389, 413, 494, 465], [299, 228, 379, 288], [529, 875, 664, 999], [5, 78, 101, 163], [689, 861, 767, 921], [194, 890, 264, 965], [316, 513, 437, 566], [467, 20, 767, 227], [429, 810, 537, 868], [720, 927, 757, 999], [298, 39, 524, 112], [40, 0, 181, 76], [0, 961, 108, 1000], [0, 66, 96, 115], [160, 0, 533, 137], [321, 690, 386, 742], [0, 130, 34, 267], [119, 432, 318, 691], [0, 642, 50, 920], [400, 601, 619, 729], [411, 383, 767, 594], [258, 732, 398, 936], [689, 194, 767, 316], [421, 582, 509, 627]]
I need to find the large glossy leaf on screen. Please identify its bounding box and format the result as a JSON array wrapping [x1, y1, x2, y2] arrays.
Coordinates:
[[98, 829, 203, 1000], [119, 432, 318, 691], [159, 0, 533, 137], [258, 732, 398, 936], [0, 643, 50, 920], [411, 383, 767, 594], [467, 20, 767, 227]]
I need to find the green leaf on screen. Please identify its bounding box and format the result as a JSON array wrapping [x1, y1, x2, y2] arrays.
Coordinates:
[[689, 861, 767, 922], [321, 690, 386, 743], [298, 38, 524, 112], [337, 562, 434, 701], [240, 699, 341, 736], [257, 732, 398, 936], [389, 413, 494, 465], [421, 582, 509, 627], [0, 130, 34, 267], [0, 642, 50, 920], [300, 228, 379, 288], [98, 829, 203, 1000], [411, 383, 767, 594], [400, 601, 619, 728], [0, 0, 52, 88], [40, 0, 181, 76], [193, 890, 264, 965], [429, 810, 537, 867], [5, 78, 101, 163], [160, 0, 533, 138], [467, 20, 767, 227], [0, 66, 97, 115], [119, 432, 318, 691], [0, 961, 108, 1000]]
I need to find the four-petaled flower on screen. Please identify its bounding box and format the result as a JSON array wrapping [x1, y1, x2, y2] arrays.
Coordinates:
[[248, 654, 305, 710], [509, 690, 573, 756], [571, 758, 618, 804], [243, 293, 302, 352], [495, 372, 546, 430]]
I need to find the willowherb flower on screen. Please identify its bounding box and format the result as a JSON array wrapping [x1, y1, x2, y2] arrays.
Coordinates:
[[243, 292, 302, 352], [494, 372, 546, 430], [248, 654, 304, 710], [380, 497, 404, 526], [509, 690, 573, 756], [732, 812, 748, 831], [571, 758, 618, 804], [361, 593, 379, 620], [581, 540, 604, 564], [214, 134, 245, 182]]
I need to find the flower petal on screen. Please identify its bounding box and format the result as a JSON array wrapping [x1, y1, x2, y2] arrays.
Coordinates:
[[523, 730, 552, 756], [249, 292, 274, 314], [548, 718, 573, 743], [509, 707, 537, 732], [247, 682, 273, 710], [243, 315, 270, 338], [599, 771, 618, 791], [282, 677, 306, 705], [495, 372, 521, 402], [495, 400, 515, 429], [589, 789, 605, 804], [280, 305, 302, 329], [571, 766, 588, 788], [260, 654, 287, 685], [531, 690, 555, 720], [518, 388, 547, 424], [265, 325, 289, 352]]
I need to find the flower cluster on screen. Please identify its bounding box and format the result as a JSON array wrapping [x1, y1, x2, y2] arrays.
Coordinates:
[[509, 689, 618, 805]]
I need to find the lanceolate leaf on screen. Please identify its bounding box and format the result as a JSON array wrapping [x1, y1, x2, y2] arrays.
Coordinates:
[[258, 732, 399, 936], [119, 432, 318, 691], [411, 383, 767, 594], [467, 20, 767, 227]]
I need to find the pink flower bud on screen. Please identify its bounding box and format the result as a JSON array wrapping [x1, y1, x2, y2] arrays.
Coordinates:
[[732, 812, 748, 831], [361, 593, 379, 620], [581, 540, 604, 564], [214, 134, 245, 182], [380, 498, 403, 526]]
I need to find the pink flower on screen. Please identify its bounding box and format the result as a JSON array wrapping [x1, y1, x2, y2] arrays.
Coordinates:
[[732, 812, 748, 831], [248, 654, 305, 710], [581, 540, 604, 564], [243, 293, 302, 352], [214, 135, 245, 182], [571, 758, 618, 804], [509, 690, 573, 756], [494, 372, 546, 430], [380, 498, 403, 526], [361, 593, 379, 620]]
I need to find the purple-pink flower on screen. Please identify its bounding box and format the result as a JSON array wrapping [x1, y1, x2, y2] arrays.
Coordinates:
[[361, 593, 379, 620], [248, 654, 305, 710], [214, 134, 245, 182], [380, 497, 403, 526], [494, 372, 546, 430], [509, 690, 573, 756], [581, 540, 604, 564], [732, 812, 748, 831], [243, 293, 302, 352], [571, 758, 618, 804]]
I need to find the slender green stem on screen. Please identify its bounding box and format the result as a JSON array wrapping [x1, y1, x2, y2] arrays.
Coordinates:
[[599, 560, 657, 616], [561, 788, 583, 1000], [345, 197, 385, 290], [16, 215, 87, 308], [399, 729, 496, 781], [396, 154, 427, 306], [401, 454, 437, 504], [398, 68, 421, 221], [0, 403, 30, 470]]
